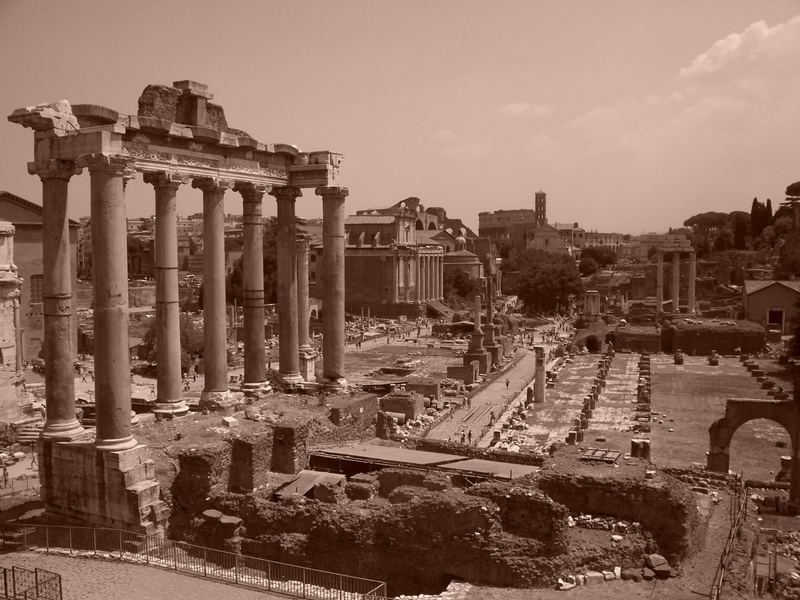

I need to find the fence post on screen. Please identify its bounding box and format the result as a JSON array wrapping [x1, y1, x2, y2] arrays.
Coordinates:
[[93, 529, 97, 555], [68, 528, 72, 555], [118, 529, 123, 560], [235, 555, 239, 584], [203, 547, 207, 577], [303, 568, 306, 598], [34, 567, 39, 597], [267, 561, 271, 591], [144, 534, 150, 565], [339, 575, 343, 600], [173, 543, 178, 570], [45, 526, 49, 553]]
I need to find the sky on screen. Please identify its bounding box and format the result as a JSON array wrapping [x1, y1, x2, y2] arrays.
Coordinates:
[[1, 0, 799, 234]]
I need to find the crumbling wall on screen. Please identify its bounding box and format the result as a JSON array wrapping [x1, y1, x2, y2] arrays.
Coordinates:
[[468, 478, 569, 549], [407, 438, 545, 467], [171, 442, 231, 513], [270, 423, 309, 474], [228, 431, 274, 493], [671, 320, 765, 354], [537, 470, 702, 562], [328, 393, 378, 427]]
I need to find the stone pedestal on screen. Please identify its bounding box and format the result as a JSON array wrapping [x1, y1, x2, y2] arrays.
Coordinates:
[[299, 349, 316, 381], [38, 439, 168, 534], [484, 325, 502, 368]]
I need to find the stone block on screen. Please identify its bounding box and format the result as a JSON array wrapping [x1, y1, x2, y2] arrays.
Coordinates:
[[645, 553, 667, 569], [653, 564, 672, 579], [620, 568, 641, 581], [222, 416, 239, 428], [585, 571, 604, 585], [642, 568, 655, 581], [602, 570, 615, 581]]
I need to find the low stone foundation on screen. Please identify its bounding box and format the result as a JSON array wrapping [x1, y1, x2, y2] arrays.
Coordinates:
[[38, 439, 168, 535]]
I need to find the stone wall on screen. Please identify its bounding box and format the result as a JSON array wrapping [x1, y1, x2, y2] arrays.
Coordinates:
[[172, 442, 231, 513], [670, 319, 765, 354], [328, 393, 378, 428], [536, 470, 702, 562], [270, 424, 309, 474]]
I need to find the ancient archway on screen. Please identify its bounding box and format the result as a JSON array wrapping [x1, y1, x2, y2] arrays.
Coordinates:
[[415, 220, 424, 230], [585, 335, 601, 353], [708, 398, 800, 505], [427, 222, 437, 230]]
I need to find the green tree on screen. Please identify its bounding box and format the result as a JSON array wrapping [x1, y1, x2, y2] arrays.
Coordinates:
[[579, 256, 599, 276], [140, 313, 204, 374], [507, 248, 582, 313], [732, 213, 749, 249], [580, 246, 617, 269], [443, 270, 482, 300]]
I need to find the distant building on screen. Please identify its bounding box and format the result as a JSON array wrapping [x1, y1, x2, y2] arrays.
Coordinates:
[[528, 224, 569, 254], [554, 222, 586, 249], [478, 190, 547, 241], [743, 280, 800, 335], [0, 191, 79, 362]]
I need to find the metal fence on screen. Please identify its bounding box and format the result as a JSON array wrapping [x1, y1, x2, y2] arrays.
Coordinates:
[[709, 478, 748, 600], [0, 524, 386, 599], [0, 566, 62, 600]]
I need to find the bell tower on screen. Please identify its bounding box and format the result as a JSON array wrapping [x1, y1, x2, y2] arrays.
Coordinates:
[[534, 190, 547, 227]]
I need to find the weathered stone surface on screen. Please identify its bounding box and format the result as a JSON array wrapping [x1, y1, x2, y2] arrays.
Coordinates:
[[645, 553, 667, 568], [642, 567, 655, 580], [585, 571, 604, 584], [620, 567, 641, 581]]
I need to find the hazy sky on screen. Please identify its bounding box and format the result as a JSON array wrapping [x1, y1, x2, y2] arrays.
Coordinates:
[[1, 1, 799, 233]]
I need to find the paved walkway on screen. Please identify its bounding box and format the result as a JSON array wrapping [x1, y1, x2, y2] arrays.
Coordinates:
[[2, 552, 288, 600]]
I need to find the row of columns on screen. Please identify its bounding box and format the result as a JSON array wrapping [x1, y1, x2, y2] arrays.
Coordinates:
[[32, 154, 348, 451], [655, 250, 696, 316], [390, 254, 444, 304]]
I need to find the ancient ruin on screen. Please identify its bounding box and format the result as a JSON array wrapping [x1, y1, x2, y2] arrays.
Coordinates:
[[8, 80, 347, 532]]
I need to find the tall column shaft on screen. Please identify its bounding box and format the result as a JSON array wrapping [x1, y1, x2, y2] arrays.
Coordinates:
[[415, 256, 421, 303], [297, 239, 311, 350], [656, 251, 663, 317], [239, 183, 268, 388], [32, 160, 84, 440], [672, 251, 680, 313], [428, 256, 435, 301], [82, 155, 136, 451], [317, 187, 348, 387], [404, 258, 411, 303], [272, 187, 301, 383], [391, 255, 399, 304], [194, 178, 230, 396], [438, 256, 443, 300], [688, 251, 696, 314], [146, 172, 188, 415]]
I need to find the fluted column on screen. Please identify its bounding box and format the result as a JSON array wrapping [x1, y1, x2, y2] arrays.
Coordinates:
[[297, 239, 312, 351], [428, 256, 434, 301], [391, 255, 399, 304], [672, 251, 680, 313], [421, 256, 428, 302], [437, 256, 443, 300], [193, 177, 232, 402], [317, 186, 348, 388], [238, 182, 269, 392], [80, 154, 137, 451], [656, 250, 663, 317], [415, 256, 421, 303], [29, 160, 85, 441], [688, 251, 696, 314], [404, 258, 412, 303], [145, 171, 188, 416], [272, 187, 302, 384]]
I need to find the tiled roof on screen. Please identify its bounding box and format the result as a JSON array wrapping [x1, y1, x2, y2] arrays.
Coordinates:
[[744, 280, 800, 295]]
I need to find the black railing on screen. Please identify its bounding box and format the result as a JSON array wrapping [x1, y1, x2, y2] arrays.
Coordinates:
[[0, 566, 62, 600], [0, 524, 385, 599]]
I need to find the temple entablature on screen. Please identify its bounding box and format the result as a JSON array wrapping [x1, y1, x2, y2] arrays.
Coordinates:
[[8, 80, 341, 190]]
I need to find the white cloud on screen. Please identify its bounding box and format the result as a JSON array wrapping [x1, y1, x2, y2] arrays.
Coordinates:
[[681, 15, 800, 77], [432, 128, 458, 142], [501, 102, 555, 117]]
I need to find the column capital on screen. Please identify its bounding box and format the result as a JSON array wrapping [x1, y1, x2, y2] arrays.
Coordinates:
[[27, 159, 80, 181], [76, 154, 135, 178], [270, 186, 302, 201], [191, 177, 233, 194], [296, 237, 310, 251], [142, 170, 189, 190], [315, 186, 349, 199], [234, 181, 270, 202]]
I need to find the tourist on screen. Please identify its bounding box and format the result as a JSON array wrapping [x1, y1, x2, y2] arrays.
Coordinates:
[[467, 430, 473, 445], [30, 453, 37, 469], [2, 466, 7, 488]]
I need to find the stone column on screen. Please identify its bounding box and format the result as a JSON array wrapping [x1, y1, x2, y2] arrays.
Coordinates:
[[81, 155, 137, 451], [415, 256, 421, 303], [193, 177, 232, 406], [656, 250, 663, 317], [145, 172, 189, 416], [534, 346, 546, 403], [688, 251, 696, 314], [238, 182, 269, 394], [439, 256, 444, 300], [403, 258, 411, 303], [272, 187, 302, 384], [30, 160, 85, 440], [391, 255, 399, 304], [297, 238, 316, 381], [672, 251, 680, 313], [317, 186, 348, 389]]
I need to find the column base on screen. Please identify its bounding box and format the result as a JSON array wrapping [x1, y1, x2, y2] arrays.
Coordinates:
[[321, 377, 348, 392], [278, 372, 304, 386], [152, 399, 190, 417], [199, 389, 236, 412], [41, 418, 88, 442], [95, 434, 139, 452], [38, 439, 168, 534], [241, 381, 272, 397]]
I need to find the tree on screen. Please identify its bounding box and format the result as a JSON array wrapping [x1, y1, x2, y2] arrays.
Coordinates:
[[732, 213, 749, 250], [140, 313, 204, 374], [580, 246, 616, 269], [579, 256, 599, 277], [443, 270, 482, 300], [507, 248, 582, 313]]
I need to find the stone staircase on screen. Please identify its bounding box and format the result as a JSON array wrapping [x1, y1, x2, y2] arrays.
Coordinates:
[[426, 300, 454, 319], [14, 418, 43, 444]]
